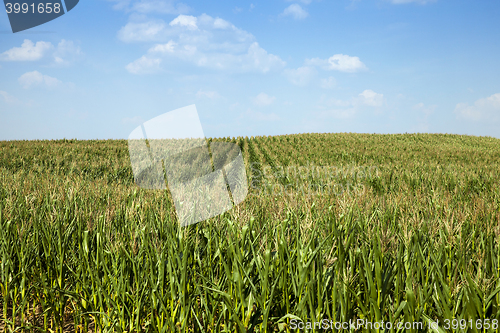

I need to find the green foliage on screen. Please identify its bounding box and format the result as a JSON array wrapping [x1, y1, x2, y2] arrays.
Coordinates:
[[0, 133, 500, 332]]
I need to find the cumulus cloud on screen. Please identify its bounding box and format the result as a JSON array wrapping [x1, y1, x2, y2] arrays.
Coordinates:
[[0, 39, 82, 65], [53, 40, 83, 66], [454, 93, 500, 122], [253, 93, 276, 106], [213, 18, 231, 29], [284, 66, 316, 86], [281, 4, 308, 20], [125, 56, 162, 74], [241, 43, 285, 73], [118, 14, 253, 44], [148, 40, 177, 54], [18, 71, 61, 89], [123, 14, 285, 74], [358, 89, 384, 107], [413, 102, 435, 116], [317, 89, 384, 119], [196, 90, 220, 99], [170, 15, 198, 30], [118, 20, 168, 43], [126, 41, 284, 74], [329, 54, 367, 72], [0, 91, 18, 104], [306, 54, 367, 73], [0, 39, 53, 61], [320, 76, 337, 89]]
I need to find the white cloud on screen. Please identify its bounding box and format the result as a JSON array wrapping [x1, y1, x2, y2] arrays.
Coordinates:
[[0, 39, 53, 61], [148, 41, 177, 54], [118, 14, 253, 46], [455, 93, 500, 122], [213, 18, 231, 29], [0, 39, 82, 65], [123, 13, 285, 74], [284, 66, 316, 86], [118, 20, 168, 43], [413, 102, 435, 116], [125, 56, 162, 74], [118, 14, 254, 46], [169, 15, 198, 30], [320, 76, 336, 89], [253, 93, 276, 106], [53, 40, 83, 66], [196, 90, 220, 99], [0, 91, 18, 104], [317, 89, 384, 119], [243, 42, 286, 73], [18, 71, 61, 89], [306, 54, 367, 73], [329, 54, 367, 72], [358, 89, 384, 107], [120, 14, 285, 74], [281, 4, 309, 20]]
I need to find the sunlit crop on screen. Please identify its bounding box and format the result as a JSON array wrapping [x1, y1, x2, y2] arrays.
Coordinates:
[[1, 133, 499, 332]]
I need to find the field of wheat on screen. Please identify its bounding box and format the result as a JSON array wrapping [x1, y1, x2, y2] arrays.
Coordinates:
[[1, 133, 500, 332]]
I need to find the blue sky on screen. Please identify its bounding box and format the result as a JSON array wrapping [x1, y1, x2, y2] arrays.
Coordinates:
[[0, 0, 499, 140]]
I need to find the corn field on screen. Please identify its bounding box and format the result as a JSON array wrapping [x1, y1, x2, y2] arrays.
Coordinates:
[[1, 133, 500, 332]]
